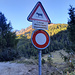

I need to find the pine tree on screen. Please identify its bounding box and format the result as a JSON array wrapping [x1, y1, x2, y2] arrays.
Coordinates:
[[0, 12, 19, 61], [0, 12, 18, 49], [67, 5, 75, 51]]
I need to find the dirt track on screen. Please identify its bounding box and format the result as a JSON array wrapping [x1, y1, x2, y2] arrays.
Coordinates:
[[0, 62, 38, 75]]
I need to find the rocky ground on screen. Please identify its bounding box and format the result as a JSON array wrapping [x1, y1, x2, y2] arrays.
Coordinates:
[[0, 62, 63, 75], [0, 62, 39, 75]]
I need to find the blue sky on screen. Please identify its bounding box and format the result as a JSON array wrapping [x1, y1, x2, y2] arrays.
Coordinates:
[[0, 0, 75, 30]]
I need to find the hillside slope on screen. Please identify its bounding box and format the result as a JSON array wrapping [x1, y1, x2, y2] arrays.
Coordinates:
[[16, 23, 68, 39], [16, 24, 72, 58], [0, 50, 69, 75]]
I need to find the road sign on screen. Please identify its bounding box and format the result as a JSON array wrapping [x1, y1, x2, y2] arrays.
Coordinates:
[[31, 29, 50, 49], [27, 1, 51, 30], [27, 1, 50, 23], [27, 2, 51, 75]]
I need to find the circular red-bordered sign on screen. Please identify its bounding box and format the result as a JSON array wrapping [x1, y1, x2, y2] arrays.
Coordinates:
[[31, 29, 50, 49]]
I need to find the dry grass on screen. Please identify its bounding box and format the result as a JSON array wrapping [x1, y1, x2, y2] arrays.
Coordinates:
[[42, 50, 68, 63]]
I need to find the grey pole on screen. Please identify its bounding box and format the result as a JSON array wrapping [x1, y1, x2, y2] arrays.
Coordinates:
[[39, 50, 41, 75]]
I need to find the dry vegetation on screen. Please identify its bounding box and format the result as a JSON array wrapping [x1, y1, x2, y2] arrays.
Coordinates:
[[0, 50, 75, 75]]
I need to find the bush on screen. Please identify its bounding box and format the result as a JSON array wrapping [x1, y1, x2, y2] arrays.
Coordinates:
[[42, 58, 45, 65], [63, 67, 72, 73], [0, 48, 19, 61], [47, 56, 53, 66], [64, 56, 68, 62], [69, 72, 75, 75]]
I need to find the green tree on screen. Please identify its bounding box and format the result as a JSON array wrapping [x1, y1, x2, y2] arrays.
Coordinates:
[[0, 12, 18, 61], [67, 5, 75, 51], [0, 12, 18, 49]]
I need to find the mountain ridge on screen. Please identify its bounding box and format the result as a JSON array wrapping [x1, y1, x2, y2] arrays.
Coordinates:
[[15, 23, 54, 35]]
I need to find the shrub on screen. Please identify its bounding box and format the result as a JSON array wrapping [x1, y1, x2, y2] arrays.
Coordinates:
[[42, 58, 45, 65], [47, 56, 53, 66], [0, 48, 19, 61], [69, 72, 75, 75], [63, 67, 72, 73]]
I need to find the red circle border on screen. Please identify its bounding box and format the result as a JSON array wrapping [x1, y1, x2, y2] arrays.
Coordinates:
[[32, 30, 49, 49]]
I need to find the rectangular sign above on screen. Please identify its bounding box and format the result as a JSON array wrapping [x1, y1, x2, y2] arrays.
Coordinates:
[[32, 20, 48, 30]]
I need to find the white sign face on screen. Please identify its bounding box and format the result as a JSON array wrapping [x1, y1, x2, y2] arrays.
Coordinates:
[[35, 33, 46, 45], [32, 20, 48, 30], [32, 6, 47, 21]]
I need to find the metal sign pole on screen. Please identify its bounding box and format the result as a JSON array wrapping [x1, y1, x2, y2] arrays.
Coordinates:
[[39, 50, 41, 75]]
